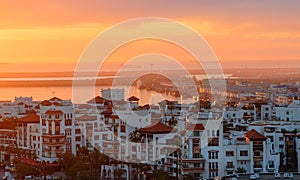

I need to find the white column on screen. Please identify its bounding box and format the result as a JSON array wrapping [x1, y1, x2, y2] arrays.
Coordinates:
[[189, 139, 193, 158]]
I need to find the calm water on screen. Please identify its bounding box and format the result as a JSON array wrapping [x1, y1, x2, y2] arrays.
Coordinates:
[[0, 85, 181, 105], [0, 73, 232, 104]]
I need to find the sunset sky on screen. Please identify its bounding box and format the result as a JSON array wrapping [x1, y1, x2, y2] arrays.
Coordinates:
[[0, 0, 300, 72]]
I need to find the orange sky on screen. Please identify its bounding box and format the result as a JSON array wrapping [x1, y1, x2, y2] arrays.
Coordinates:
[[0, 1, 300, 71]]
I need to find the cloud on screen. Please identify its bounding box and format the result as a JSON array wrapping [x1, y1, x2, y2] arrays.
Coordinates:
[[0, 24, 107, 40], [244, 32, 300, 39]]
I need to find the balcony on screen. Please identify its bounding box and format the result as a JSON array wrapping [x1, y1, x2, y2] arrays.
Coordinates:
[[182, 166, 205, 173], [253, 145, 263, 151], [253, 155, 263, 160], [42, 133, 65, 138], [180, 155, 205, 163], [253, 164, 262, 172], [43, 140, 65, 146]]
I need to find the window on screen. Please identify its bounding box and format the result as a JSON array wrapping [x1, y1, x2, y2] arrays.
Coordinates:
[[194, 131, 200, 137], [193, 139, 200, 158], [227, 162, 234, 168], [240, 151, 248, 156], [67, 137, 71, 143], [241, 161, 247, 165], [208, 138, 219, 146], [208, 151, 219, 159], [95, 135, 99, 140], [226, 151, 234, 156], [55, 114, 60, 119], [66, 144, 71, 152], [42, 119, 46, 126], [209, 162, 218, 170], [76, 136, 81, 142], [65, 119, 72, 126], [254, 151, 261, 156], [75, 129, 81, 134]]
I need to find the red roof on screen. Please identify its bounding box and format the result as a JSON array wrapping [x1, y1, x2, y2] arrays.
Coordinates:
[[87, 96, 107, 104], [49, 97, 62, 101], [40, 100, 52, 106], [138, 121, 177, 134], [245, 129, 267, 141], [45, 110, 63, 115], [17, 102, 25, 105], [128, 96, 139, 101], [186, 124, 205, 131], [101, 108, 113, 115], [17, 114, 40, 123], [52, 102, 62, 106], [77, 104, 94, 109], [76, 115, 97, 121], [20, 158, 59, 167]]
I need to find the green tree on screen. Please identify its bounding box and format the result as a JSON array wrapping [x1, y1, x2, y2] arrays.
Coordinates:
[[153, 169, 170, 180], [129, 131, 141, 143], [236, 167, 246, 173], [39, 161, 52, 180], [14, 159, 37, 180], [65, 160, 87, 179]]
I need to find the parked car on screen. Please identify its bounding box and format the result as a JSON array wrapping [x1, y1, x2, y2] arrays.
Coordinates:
[[250, 174, 257, 179], [288, 173, 294, 179], [283, 173, 289, 178], [274, 173, 281, 178], [254, 173, 260, 179]]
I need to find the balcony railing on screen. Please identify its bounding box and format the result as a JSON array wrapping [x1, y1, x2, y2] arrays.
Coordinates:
[[254, 164, 262, 169]]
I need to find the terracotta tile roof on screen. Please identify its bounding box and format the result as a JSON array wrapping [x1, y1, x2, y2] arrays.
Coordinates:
[[138, 120, 177, 134], [40, 100, 52, 106], [128, 96, 139, 101], [101, 108, 113, 115], [77, 104, 94, 109], [20, 158, 59, 167], [17, 102, 25, 105], [52, 102, 62, 106], [87, 96, 107, 104], [49, 97, 62, 101], [76, 115, 97, 121], [245, 129, 267, 141], [45, 110, 64, 115], [158, 100, 172, 105], [186, 123, 205, 131], [17, 114, 40, 123]]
